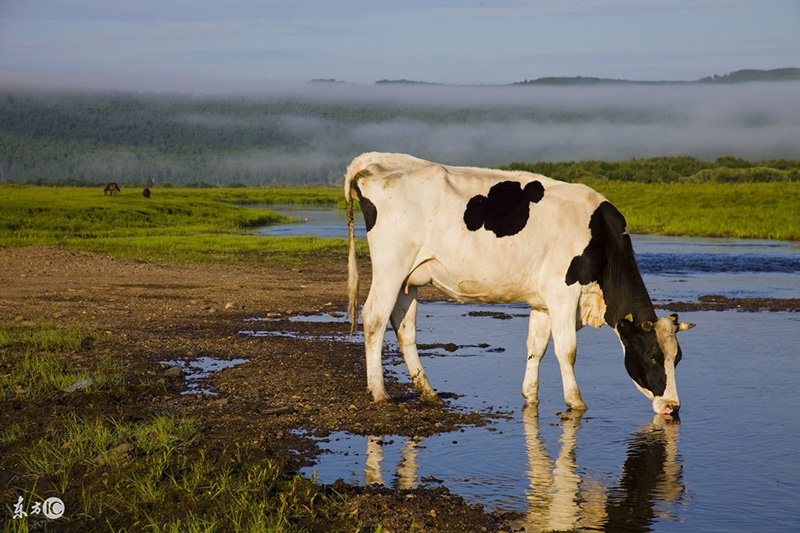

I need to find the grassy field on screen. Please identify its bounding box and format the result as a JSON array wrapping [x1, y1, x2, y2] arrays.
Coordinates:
[[592, 181, 800, 241], [0, 185, 349, 265], [0, 182, 797, 268]]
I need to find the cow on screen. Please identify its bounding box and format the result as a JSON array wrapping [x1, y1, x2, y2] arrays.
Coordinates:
[[103, 182, 121, 196], [345, 152, 695, 415], [142, 187, 151, 198]]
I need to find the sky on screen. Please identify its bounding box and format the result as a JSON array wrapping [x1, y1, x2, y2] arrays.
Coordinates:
[[1, 0, 799, 92]]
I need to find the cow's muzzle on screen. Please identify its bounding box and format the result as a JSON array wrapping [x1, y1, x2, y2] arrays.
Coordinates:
[[654, 397, 680, 415]]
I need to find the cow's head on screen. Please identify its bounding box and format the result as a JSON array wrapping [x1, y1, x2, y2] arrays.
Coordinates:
[[616, 313, 695, 415]]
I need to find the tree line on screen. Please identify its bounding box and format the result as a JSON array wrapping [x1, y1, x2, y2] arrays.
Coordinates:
[[2, 86, 799, 187], [503, 156, 800, 184]]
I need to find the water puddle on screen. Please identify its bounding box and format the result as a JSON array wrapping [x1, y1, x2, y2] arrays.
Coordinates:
[[245, 210, 800, 530], [239, 305, 518, 357], [160, 356, 248, 395], [259, 306, 799, 532]]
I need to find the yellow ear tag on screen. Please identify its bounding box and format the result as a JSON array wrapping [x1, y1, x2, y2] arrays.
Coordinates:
[[624, 313, 634, 323]]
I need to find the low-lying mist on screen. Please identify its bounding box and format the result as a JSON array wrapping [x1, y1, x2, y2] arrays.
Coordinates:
[[3, 81, 799, 184], [291, 81, 800, 159], [217, 81, 800, 176]]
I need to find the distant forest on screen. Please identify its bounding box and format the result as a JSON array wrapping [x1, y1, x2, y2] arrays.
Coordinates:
[[512, 67, 800, 86], [2, 69, 800, 187]]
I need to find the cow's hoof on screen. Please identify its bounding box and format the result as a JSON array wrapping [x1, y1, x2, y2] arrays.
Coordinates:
[[369, 389, 391, 403], [421, 391, 444, 406], [522, 394, 540, 406]]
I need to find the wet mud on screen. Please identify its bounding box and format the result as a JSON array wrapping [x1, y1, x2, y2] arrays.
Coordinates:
[[0, 246, 510, 531]]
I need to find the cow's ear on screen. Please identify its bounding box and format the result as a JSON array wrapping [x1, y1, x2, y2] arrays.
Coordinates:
[[669, 313, 696, 332], [617, 314, 635, 338]]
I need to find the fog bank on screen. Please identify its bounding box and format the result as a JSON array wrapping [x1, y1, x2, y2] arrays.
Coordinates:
[[253, 81, 800, 179], [4, 81, 799, 184]]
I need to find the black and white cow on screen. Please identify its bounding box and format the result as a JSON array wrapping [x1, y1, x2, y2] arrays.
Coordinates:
[[345, 152, 694, 415]]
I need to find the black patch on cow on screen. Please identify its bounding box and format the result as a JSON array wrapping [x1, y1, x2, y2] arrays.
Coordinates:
[[566, 201, 668, 397], [463, 180, 544, 238], [565, 201, 655, 326], [353, 183, 377, 232]]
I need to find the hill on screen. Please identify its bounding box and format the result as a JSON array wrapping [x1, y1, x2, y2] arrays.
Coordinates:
[[513, 68, 800, 86]]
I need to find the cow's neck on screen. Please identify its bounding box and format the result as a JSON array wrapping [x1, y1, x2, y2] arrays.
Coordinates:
[[600, 234, 657, 327]]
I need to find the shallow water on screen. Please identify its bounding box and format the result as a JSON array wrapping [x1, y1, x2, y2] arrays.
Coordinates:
[[159, 356, 248, 395], [281, 306, 799, 532], [253, 204, 366, 240], [251, 206, 800, 531]]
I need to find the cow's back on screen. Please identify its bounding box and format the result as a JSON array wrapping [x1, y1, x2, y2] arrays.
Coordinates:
[[349, 153, 609, 305]]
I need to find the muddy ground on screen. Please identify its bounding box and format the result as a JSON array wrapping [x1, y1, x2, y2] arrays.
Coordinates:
[[1, 245, 796, 531]]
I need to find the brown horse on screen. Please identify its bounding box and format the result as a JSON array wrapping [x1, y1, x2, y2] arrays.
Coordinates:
[[103, 182, 121, 196]]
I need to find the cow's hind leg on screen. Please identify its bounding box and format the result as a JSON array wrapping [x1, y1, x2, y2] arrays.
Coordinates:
[[390, 287, 439, 403], [550, 300, 587, 411], [522, 310, 551, 405], [362, 277, 405, 402]]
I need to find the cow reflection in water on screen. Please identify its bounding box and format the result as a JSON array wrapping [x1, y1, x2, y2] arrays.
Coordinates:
[[362, 410, 684, 532], [364, 435, 422, 489], [522, 409, 684, 532]]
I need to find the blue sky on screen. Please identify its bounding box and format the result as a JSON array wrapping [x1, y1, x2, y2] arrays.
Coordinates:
[[1, 0, 798, 91]]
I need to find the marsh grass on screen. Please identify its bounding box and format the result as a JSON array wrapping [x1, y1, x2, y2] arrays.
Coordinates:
[[0, 322, 117, 401], [0, 184, 360, 264], [593, 181, 800, 240], [9, 413, 350, 531]]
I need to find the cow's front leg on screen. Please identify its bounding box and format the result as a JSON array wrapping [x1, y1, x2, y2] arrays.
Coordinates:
[[550, 307, 587, 411], [522, 310, 551, 405], [390, 287, 440, 404]]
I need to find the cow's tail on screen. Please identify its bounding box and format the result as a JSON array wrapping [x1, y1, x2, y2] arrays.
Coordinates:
[[345, 161, 361, 337]]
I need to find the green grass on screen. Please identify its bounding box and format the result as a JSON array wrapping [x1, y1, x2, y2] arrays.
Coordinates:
[[0, 322, 116, 401], [592, 181, 800, 241], [0, 184, 359, 264], [0, 185, 292, 241], [8, 413, 350, 531], [0, 182, 797, 270], [0, 321, 89, 353]]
